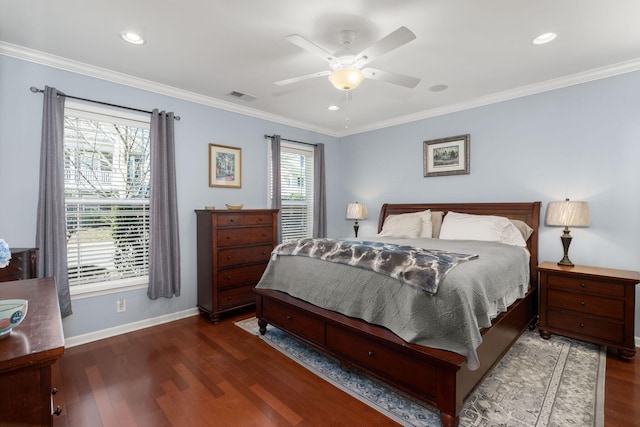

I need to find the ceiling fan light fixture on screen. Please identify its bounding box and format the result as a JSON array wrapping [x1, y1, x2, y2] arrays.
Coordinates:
[[329, 68, 364, 91]]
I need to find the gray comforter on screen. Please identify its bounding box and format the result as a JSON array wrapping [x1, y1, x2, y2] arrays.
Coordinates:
[[256, 237, 530, 370]]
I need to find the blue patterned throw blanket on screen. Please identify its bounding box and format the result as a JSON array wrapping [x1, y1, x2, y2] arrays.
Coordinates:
[[271, 238, 478, 294]]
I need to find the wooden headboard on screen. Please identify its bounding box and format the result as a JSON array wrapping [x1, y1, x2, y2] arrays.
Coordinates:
[[378, 202, 541, 284]]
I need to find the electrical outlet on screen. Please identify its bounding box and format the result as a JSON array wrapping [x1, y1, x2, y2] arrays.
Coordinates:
[[117, 297, 126, 312]]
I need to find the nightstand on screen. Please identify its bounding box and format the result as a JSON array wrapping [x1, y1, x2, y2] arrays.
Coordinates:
[[538, 261, 640, 360]]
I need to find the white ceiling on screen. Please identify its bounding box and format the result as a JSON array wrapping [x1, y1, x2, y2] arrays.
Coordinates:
[[2, 0, 640, 137]]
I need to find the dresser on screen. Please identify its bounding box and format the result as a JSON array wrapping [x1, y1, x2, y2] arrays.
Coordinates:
[[0, 277, 65, 425], [195, 209, 278, 322], [538, 261, 640, 360], [0, 247, 37, 282]]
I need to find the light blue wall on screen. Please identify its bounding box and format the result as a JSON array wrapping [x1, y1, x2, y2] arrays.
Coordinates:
[[338, 71, 640, 333], [0, 55, 341, 338], [2, 53, 639, 340]]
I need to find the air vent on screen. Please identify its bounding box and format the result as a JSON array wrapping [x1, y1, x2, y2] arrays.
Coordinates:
[[227, 91, 257, 102]]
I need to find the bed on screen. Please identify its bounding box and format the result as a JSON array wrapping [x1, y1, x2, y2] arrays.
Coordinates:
[[254, 202, 540, 427]]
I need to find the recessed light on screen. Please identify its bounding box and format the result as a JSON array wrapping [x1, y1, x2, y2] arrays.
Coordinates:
[[120, 31, 145, 45], [328, 105, 340, 111], [533, 32, 557, 45]]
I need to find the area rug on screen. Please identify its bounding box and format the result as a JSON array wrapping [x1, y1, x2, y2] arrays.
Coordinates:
[[235, 318, 605, 427]]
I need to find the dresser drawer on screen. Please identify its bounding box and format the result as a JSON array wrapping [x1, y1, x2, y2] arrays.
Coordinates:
[[325, 324, 437, 397], [218, 285, 256, 310], [217, 244, 272, 268], [547, 309, 624, 344], [217, 214, 273, 227], [547, 273, 625, 297], [217, 263, 267, 289], [261, 298, 325, 345], [217, 227, 274, 247], [547, 289, 624, 321]]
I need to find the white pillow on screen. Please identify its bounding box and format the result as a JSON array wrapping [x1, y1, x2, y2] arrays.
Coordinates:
[[439, 212, 527, 246], [377, 213, 423, 238]]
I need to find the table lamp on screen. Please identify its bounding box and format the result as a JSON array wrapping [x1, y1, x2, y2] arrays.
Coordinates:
[[346, 202, 368, 238], [545, 198, 590, 266]]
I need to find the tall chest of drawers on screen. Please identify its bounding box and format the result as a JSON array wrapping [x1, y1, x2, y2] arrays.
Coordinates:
[[538, 261, 640, 360], [195, 209, 278, 322]]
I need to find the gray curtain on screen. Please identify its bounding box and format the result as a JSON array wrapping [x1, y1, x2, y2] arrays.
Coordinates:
[[36, 86, 72, 317], [147, 109, 181, 299], [313, 143, 327, 238], [270, 135, 282, 243]]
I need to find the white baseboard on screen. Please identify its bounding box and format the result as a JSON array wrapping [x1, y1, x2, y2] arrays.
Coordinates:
[[64, 307, 200, 348]]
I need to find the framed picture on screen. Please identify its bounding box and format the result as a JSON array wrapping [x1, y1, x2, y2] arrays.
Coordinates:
[[423, 134, 470, 177], [209, 143, 242, 188]]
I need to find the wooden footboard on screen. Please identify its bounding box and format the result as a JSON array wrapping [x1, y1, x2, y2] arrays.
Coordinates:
[[255, 285, 537, 427]]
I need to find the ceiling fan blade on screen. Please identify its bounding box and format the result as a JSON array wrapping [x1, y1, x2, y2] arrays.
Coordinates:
[[274, 70, 331, 86], [362, 68, 421, 88], [285, 34, 338, 63], [356, 26, 416, 65]]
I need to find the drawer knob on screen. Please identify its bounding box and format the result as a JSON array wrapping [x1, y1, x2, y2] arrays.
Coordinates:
[[53, 406, 62, 416], [286, 315, 292, 320], [368, 351, 374, 357], [17, 267, 23, 272], [227, 256, 232, 260], [226, 236, 232, 240], [579, 323, 585, 328], [52, 388, 58, 395], [581, 283, 586, 288], [229, 219, 235, 223], [227, 276, 232, 280], [227, 296, 232, 301], [580, 301, 586, 306]]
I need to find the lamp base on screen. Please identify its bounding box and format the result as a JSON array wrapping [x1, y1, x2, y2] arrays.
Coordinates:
[[557, 231, 574, 267], [353, 221, 360, 238]]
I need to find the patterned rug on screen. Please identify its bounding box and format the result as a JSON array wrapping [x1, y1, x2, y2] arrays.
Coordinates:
[[235, 317, 605, 427]]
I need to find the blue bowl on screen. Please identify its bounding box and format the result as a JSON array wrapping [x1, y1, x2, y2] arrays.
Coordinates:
[[0, 299, 28, 338]]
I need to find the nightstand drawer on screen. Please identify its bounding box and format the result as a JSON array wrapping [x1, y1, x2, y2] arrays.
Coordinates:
[[547, 309, 624, 344], [547, 289, 624, 321], [547, 274, 625, 297]]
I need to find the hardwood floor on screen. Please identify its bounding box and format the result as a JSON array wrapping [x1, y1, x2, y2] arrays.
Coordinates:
[[52, 311, 640, 427]]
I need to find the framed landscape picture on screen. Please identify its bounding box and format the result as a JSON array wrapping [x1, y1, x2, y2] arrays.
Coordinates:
[[423, 134, 470, 177], [209, 143, 242, 188]]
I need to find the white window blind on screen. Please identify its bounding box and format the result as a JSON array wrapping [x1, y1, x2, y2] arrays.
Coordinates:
[[269, 142, 314, 241], [64, 102, 151, 287]]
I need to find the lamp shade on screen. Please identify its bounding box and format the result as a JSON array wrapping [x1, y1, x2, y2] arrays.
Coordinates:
[[346, 202, 368, 220], [545, 199, 590, 227], [329, 68, 364, 91]]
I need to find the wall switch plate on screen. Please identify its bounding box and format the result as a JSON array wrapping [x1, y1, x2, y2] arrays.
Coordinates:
[[117, 297, 126, 312]]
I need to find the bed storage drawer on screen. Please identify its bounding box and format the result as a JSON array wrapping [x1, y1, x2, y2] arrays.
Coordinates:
[[325, 324, 437, 398], [261, 298, 325, 345]]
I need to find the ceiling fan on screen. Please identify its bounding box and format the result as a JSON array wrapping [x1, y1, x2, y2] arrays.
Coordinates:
[[275, 26, 421, 91]]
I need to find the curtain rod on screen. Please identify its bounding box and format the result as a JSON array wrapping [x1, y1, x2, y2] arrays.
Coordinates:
[[264, 134, 317, 147], [30, 86, 181, 121]]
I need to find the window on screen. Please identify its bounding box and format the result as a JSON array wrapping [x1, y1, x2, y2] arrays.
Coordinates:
[[63, 102, 151, 294], [269, 142, 314, 241]]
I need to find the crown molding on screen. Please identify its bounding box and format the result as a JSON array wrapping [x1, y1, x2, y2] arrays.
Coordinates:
[[3, 41, 639, 139], [339, 58, 640, 136], [0, 41, 340, 137]]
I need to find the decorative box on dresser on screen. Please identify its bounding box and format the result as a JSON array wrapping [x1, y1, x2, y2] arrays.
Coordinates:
[[195, 209, 278, 322], [538, 261, 640, 360], [0, 247, 37, 282], [0, 277, 65, 426]]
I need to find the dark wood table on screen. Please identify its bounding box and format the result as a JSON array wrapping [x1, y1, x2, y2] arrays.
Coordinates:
[[0, 277, 65, 426]]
